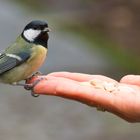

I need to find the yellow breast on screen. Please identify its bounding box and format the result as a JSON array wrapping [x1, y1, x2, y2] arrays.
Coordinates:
[[27, 45, 47, 70], [22, 45, 47, 78]]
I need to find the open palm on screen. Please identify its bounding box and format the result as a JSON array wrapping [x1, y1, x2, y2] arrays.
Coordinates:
[[26, 72, 140, 122]]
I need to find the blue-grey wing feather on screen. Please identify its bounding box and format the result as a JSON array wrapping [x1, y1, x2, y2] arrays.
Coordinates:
[[0, 52, 30, 75]]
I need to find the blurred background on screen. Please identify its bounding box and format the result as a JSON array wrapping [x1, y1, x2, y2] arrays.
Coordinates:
[[0, 0, 140, 140]]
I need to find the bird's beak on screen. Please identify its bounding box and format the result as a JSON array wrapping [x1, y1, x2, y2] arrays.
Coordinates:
[[43, 27, 51, 32]]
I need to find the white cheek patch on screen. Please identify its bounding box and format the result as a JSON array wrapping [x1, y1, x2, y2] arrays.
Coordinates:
[[23, 29, 41, 42]]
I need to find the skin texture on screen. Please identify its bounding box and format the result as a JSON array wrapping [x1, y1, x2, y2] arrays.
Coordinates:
[[26, 72, 140, 123]]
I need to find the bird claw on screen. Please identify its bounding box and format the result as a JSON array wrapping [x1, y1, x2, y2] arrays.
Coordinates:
[[24, 77, 45, 97], [24, 83, 40, 97], [31, 91, 40, 97], [24, 83, 34, 90], [26, 71, 42, 82], [23, 71, 44, 97], [32, 71, 42, 76]]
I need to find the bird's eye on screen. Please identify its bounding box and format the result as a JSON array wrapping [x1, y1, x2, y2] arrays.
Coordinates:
[[33, 27, 38, 30]]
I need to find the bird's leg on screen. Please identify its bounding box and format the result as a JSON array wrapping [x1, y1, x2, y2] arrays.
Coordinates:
[[11, 82, 40, 97], [24, 77, 45, 97], [24, 71, 42, 90], [12, 71, 44, 97], [12, 82, 27, 86], [24, 71, 43, 97], [26, 71, 42, 81]]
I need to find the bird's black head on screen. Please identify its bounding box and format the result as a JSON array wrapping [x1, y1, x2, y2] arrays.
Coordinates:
[[22, 20, 50, 48]]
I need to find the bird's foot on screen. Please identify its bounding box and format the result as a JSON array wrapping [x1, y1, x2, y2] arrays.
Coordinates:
[[12, 71, 44, 97], [26, 71, 42, 81], [11, 82, 40, 97], [23, 71, 43, 97], [24, 77, 45, 97]]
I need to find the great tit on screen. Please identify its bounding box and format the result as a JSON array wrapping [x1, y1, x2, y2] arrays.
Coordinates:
[[0, 20, 50, 85]]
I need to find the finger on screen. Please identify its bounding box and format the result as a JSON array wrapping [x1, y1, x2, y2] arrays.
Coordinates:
[[32, 76, 115, 111], [48, 72, 92, 81], [120, 75, 140, 86], [48, 72, 117, 82]]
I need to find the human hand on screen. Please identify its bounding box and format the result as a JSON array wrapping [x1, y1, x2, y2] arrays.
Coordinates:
[[26, 72, 140, 122]]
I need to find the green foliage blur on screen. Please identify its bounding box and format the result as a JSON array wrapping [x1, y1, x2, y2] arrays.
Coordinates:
[[14, 0, 140, 73]]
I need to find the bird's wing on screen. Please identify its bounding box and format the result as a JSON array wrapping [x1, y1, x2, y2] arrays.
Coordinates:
[[0, 52, 30, 74]]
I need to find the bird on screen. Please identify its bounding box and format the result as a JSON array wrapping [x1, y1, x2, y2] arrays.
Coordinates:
[[0, 20, 50, 92]]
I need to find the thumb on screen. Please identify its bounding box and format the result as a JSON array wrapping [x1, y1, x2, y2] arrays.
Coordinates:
[[120, 75, 140, 86]]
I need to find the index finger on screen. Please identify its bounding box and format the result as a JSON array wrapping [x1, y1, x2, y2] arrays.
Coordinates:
[[48, 72, 117, 83]]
